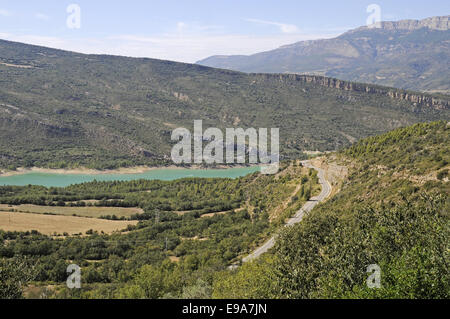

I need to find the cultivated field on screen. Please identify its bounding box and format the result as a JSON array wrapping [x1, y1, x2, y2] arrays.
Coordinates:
[[0, 211, 138, 235], [0, 204, 143, 218]]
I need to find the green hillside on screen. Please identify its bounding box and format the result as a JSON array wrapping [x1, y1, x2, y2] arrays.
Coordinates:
[[0, 162, 319, 299], [0, 39, 449, 169], [213, 121, 449, 299], [0, 122, 448, 299]]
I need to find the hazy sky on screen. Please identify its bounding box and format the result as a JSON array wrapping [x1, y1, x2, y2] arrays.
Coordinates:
[[0, 0, 448, 62]]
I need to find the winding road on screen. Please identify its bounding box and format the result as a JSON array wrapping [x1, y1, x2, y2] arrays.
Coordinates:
[[240, 160, 332, 263]]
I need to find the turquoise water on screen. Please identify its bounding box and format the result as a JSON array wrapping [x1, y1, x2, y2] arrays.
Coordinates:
[[0, 166, 261, 187]]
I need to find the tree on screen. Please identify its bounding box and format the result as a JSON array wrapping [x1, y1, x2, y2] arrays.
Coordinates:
[[182, 279, 212, 299], [303, 186, 311, 200], [213, 255, 278, 299], [118, 261, 183, 299], [0, 257, 37, 299]]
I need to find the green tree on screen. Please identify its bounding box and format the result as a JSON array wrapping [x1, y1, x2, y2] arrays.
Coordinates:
[[213, 255, 278, 299], [0, 257, 37, 299], [182, 279, 212, 299]]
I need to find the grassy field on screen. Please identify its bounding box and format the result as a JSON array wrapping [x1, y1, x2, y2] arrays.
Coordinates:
[[0, 204, 143, 218], [0, 211, 137, 235]]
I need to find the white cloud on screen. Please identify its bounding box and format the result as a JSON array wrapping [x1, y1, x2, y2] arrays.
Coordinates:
[[0, 34, 65, 48], [246, 18, 300, 34], [0, 26, 340, 63], [0, 18, 340, 63], [177, 22, 187, 32], [0, 9, 12, 17], [35, 13, 50, 21], [103, 31, 337, 62]]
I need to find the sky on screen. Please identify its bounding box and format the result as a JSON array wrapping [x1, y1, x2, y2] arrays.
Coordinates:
[[0, 0, 448, 63]]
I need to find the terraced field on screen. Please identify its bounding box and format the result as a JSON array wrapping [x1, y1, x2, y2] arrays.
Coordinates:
[[0, 204, 143, 218], [0, 211, 137, 235]]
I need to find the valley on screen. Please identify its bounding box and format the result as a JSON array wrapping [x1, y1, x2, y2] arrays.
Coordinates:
[[1, 122, 447, 299], [0, 39, 449, 170], [214, 121, 449, 299], [0, 160, 322, 298], [0, 10, 448, 301]]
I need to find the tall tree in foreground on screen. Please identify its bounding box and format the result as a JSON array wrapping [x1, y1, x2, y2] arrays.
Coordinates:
[[0, 257, 37, 299]]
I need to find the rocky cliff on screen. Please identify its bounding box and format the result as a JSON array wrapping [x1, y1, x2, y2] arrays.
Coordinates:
[[361, 15, 449, 31], [198, 15, 450, 94], [253, 74, 449, 110]]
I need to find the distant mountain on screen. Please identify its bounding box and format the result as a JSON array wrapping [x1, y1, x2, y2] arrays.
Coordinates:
[[0, 39, 449, 170], [197, 16, 450, 94]]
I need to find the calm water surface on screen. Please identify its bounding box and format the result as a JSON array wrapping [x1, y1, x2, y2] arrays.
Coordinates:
[[0, 166, 261, 187]]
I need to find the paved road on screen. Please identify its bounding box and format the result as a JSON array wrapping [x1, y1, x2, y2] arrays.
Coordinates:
[[240, 160, 332, 264]]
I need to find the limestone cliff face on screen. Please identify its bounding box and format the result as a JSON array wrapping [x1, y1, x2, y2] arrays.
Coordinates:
[[254, 74, 449, 111], [198, 16, 450, 94], [362, 15, 450, 31]]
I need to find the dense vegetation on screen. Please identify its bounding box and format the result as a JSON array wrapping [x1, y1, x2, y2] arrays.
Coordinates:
[[1, 39, 449, 169], [0, 122, 448, 299], [0, 162, 319, 298], [213, 121, 449, 299]]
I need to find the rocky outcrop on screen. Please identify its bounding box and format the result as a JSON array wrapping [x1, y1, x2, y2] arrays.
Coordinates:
[[363, 15, 450, 31], [253, 73, 449, 110], [198, 16, 449, 94]]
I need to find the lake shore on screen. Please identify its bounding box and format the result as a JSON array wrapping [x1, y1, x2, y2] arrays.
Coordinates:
[[0, 164, 257, 177]]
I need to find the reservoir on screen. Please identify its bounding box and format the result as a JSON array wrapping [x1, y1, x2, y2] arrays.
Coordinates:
[[0, 166, 261, 188]]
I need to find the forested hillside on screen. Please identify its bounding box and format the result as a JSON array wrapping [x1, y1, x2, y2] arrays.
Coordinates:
[[1, 122, 448, 299], [0, 39, 449, 169], [214, 121, 449, 299], [0, 162, 320, 298]]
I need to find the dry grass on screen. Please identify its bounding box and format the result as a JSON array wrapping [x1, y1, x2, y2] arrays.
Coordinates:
[[200, 211, 229, 218], [0, 204, 143, 218], [169, 256, 180, 262], [0, 211, 137, 235], [268, 163, 311, 221], [0, 62, 34, 69]]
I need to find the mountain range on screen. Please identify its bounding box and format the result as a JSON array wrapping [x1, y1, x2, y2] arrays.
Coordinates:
[[0, 38, 449, 170], [197, 16, 450, 94]]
